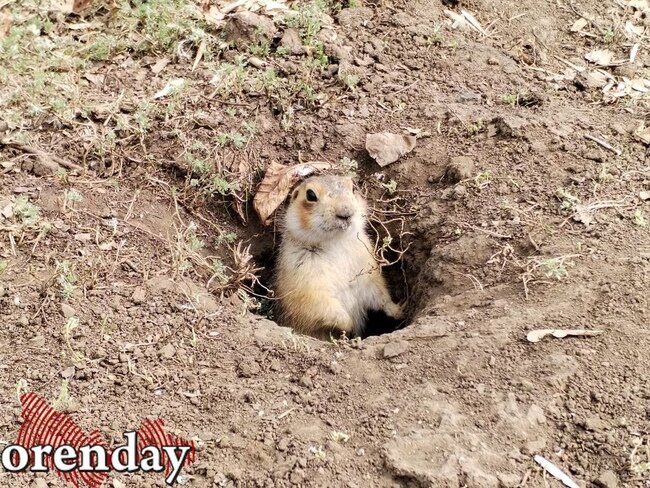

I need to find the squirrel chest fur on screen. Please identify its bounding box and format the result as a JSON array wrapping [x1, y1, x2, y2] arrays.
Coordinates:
[[275, 175, 403, 339]]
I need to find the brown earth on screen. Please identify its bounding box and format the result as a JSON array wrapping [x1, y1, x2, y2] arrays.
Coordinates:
[[1, 0, 650, 487]]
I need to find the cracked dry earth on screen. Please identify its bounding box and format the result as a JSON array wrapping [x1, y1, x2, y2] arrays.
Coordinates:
[[1, 0, 650, 487]]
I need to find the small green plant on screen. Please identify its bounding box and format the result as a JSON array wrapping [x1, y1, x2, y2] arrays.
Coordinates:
[[135, 101, 154, 134], [330, 431, 350, 443], [217, 232, 238, 244], [466, 120, 484, 135], [207, 175, 239, 196], [57, 260, 77, 300], [216, 131, 248, 148], [633, 209, 647, 227], [63, 316, 84, 362], [603, 29, 615, 44], [53, 380, 73, 411], [338, 72, 360, 90], [381, 179, 398, 195], [474, 171, 493, 189], [597, 164, 612, 183], [540, 258, 570, 280], [242, 121, 257, 135], [557, 188, 580, 211], [0, 261, 7, 276], [13, 196, 40, 225], [340, 156, 358, 176], [248, 40, 271, 57], [189, 155, 211, 175], [187, 229, 205, 253], [64, 189, 82, 211], [210, 258, 228, 285], [501, 94, 519, 106]]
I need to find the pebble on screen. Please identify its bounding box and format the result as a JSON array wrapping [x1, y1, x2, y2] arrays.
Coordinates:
[[61, 366, 75, 379], [131, 287, 146, 304], [159, 343, 176, 359], [61, 303, 76, 318], [594, 470, 618, 488], [383, 340, 409, 358]]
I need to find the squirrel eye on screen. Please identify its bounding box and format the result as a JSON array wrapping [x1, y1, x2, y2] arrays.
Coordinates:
[[306, 189, 318, 202]]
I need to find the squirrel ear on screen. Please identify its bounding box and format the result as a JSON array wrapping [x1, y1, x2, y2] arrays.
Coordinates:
[[291, 188, 299, 201]]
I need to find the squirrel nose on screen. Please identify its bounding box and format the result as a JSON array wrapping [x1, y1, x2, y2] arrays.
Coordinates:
[[336, 206, 354, 221]]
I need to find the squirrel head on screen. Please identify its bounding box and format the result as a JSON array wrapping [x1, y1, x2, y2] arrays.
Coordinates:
[[283, 175, 366, 247]]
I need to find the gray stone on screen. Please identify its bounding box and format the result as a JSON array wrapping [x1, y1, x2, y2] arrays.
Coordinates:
[[594, 470, 618, 488], [61, 303, 76, 318], [383, 340, 409, 358]]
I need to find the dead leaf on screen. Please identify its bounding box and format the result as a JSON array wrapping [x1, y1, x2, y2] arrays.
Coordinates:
[[585, 49, 614, 66], [629, 0, 649, 10], [570, 18, 588, 32], [625, 21, 644, 36], [640, 190, 650, 201], [366, 132, 417, 167], [526, 329, 604, 343], [0, 11, 12, 39], [572, 204, 594, 226], [634, 125, 650, 144], [253, 161, 332, 225], [460, 9, 488, 36], [83, 73, 104, 85], [50, 0, 93, 14], [204, 5, 226, 27], [153, 79, 186, 99], [151, 57, 170, 75]]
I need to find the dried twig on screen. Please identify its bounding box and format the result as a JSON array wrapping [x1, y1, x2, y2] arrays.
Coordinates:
[[584, 134, 622, 156], [0, 139, 84, 172]]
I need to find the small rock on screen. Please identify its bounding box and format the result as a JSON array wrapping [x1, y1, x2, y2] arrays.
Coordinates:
[[23, 158, 59, 177], [159, 343, 176, 359], [497, 473, 520, 488], [574, 70, 608, 91], [459, 91, 482, 102], [640, 191, 650, 201], [582, 415, 608, 431], [329, 361, 342, 375], [280, 28, 304, 55], [493, 115, 529, 138], [383, 340, 409, 359], [614, 63, 637, 78], [299, 374, 313, 388], [445, 156, 474, 183], [61, 366, 76, 379], [594, 470, 618, 488], [131, 287, 146, 304], [225, 11, 276, 46], [238, 360, 261, 378], [277, 438, 289, 451], [522, 438, 547, 454], [61, 303, 76, 318]]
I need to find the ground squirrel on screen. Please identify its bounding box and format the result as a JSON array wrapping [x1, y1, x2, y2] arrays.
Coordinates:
[[275, 175, 403, 339]]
